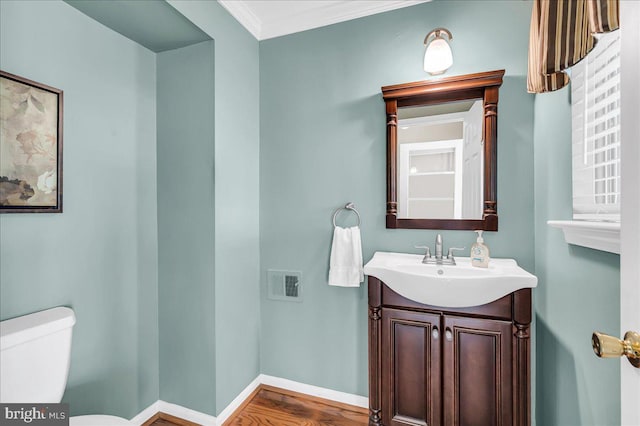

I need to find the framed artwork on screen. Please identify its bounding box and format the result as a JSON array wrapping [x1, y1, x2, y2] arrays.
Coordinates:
[[1, 70, 63, 213]]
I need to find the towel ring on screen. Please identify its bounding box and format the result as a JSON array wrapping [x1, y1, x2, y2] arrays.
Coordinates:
[[332, 202, 361, 227]]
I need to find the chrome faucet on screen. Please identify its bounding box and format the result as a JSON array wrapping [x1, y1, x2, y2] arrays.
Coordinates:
[[416, 234, 465, 265], [435, 234, 443, 261]]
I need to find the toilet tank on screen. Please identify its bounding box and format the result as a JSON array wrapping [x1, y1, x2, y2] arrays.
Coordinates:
[[0, 307, 76, 403]]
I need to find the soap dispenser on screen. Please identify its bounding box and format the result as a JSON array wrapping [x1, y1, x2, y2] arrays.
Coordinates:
[[471, 230, 490, 268]]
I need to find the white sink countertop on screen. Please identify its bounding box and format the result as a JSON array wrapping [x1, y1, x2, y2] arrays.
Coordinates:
[[363, 251, 538, 308]]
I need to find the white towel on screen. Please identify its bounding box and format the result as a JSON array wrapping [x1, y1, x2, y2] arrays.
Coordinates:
[[328, 226, 364, 287]]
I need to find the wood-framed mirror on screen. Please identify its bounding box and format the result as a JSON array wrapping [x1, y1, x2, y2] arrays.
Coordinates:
[[382, 70, 504, 231]]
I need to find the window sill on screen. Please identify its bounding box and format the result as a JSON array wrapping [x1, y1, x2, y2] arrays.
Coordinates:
[[547, 220, 620, 254]]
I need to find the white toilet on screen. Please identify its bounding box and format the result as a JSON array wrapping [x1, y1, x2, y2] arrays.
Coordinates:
[[0, 307, 132, 425]]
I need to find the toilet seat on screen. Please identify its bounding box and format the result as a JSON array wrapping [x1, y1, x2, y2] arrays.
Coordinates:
[[70, 415, 132, 425]]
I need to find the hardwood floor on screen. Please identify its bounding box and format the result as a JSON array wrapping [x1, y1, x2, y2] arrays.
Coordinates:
[[144, 385, 368, 426], [144, 412, 200, 426], [223, 385, 368, 426]]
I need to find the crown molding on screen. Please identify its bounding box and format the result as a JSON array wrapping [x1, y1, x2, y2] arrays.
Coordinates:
[[260, 0, 430, 41], [217, 0, 430, 41], [217, 0, 262, 39]]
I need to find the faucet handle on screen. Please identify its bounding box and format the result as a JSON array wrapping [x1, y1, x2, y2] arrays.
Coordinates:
[[447, 247, 466, 259], [415, 245, 431, 257]]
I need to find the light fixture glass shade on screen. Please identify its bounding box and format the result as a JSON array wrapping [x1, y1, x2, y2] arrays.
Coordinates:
[[423, 29, 453, 75]]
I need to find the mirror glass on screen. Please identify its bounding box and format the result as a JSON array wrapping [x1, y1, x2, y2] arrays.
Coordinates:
[[382, 69, 504, 230], [397, 99, 483, 220]]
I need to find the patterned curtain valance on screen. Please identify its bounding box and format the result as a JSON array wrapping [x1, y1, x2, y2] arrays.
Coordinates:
[[527, 0, 619, 94]]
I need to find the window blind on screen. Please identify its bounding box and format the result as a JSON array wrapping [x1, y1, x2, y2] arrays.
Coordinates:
[[571, 31, 621, 221]]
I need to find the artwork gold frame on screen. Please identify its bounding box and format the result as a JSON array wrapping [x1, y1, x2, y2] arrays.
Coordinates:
[[0, 71, 63, 213]]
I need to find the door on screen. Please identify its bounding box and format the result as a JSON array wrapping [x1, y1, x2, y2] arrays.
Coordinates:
[[461, 100, 483, 219], [620, 1, 640, 424], [381, 308, 441, 426], [442, 316, 513, 426]]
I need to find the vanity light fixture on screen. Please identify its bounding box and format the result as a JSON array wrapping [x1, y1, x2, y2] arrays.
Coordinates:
[[423, 28, 453, 75]]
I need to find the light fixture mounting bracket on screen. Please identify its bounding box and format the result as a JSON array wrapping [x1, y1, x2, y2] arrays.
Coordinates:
[[424, 27, 452, 45]]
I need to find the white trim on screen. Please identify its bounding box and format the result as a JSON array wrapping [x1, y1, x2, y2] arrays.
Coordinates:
[[258, 374, 369, 409], [547, 220, 620, 254], [130, 401, 159, 425], [261, 1, 430, 40], [619, 0, 640, 424], [214, 375, 262, 425], [217, 0, 262, 39], [217, 0, 430, 41], [130, 375, 368, 425], [130, 400, 217, 426], [147, 401, 217, 426]]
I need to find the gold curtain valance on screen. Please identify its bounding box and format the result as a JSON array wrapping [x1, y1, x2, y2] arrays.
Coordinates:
[[527, 0, 619, 94]]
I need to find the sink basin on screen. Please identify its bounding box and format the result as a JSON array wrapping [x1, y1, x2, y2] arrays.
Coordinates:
[[363, 252, 537, 308]]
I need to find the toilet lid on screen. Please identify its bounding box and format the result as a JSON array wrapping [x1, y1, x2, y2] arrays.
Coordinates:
[[70, 415, 131, 425]]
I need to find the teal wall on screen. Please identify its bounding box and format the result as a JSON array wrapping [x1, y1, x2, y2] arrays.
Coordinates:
[[157, 41, 216, 414], [259, 0, 535, 397], [533, 88, 620, 425], [0, 0, 259, 418], [0, 0, 622, 422], [166, 1, 261, 415], [0, 0, 159, 418]]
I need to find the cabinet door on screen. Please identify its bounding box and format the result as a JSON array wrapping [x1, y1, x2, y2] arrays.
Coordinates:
[[381, 308, 441, 426], [442, 316, 513, 426]]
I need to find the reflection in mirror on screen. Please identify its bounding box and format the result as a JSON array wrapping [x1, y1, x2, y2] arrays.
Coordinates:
[[397, 100, 484, 219], [382, 70, 504, 230]]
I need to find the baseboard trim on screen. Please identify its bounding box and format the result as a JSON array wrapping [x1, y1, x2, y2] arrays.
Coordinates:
[[214, 376, 262, 424], [258, 374, 369, 409], [157, 401, 216, 425], [131, 401, 159, 425], [131, 400, 216, 426], [132, 375, 368, 425]]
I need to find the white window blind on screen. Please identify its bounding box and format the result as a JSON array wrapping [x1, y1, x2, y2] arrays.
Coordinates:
[[571, 31, 621, 221]]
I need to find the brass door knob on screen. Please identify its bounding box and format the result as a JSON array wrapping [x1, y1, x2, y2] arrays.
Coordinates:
[[592, 331, 640, 368]]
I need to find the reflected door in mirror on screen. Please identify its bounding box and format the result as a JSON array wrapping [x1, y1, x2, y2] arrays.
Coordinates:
[[397, 99, 484, 220]]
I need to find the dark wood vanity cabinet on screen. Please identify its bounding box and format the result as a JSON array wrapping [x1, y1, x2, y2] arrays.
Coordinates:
[[369, 277, 532, 426]]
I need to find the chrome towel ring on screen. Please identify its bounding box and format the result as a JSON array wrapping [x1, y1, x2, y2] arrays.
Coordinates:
[[332, 202, 361, 227]]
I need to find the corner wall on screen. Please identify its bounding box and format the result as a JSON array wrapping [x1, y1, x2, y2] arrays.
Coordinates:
[[0, 0, 158, 418], [166, 1, 261, 415], [533, 87, 620, 425], [157, 41, 216, 415]]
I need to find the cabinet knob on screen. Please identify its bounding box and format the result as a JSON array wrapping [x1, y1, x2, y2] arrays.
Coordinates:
[[592, 331, 640, 368], [432, 327, 439, 340], [445, 327, 453, 341]]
